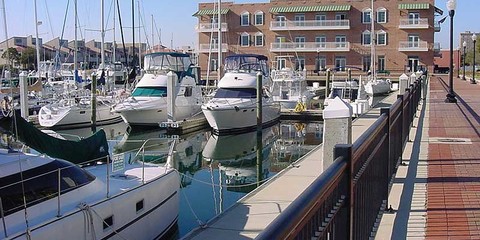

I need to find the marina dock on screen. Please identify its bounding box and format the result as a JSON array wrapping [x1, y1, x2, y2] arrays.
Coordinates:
[[182, 74, 480, 239], [183, 86, 400, 239]]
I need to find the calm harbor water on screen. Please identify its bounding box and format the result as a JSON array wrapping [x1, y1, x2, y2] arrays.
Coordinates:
[[4, 120, 323, 239]]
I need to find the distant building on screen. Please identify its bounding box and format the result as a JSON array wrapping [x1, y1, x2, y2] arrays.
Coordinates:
[[433, 49, 460, 74], [0, 35, 43, 67], [194, 0, 442, 79]]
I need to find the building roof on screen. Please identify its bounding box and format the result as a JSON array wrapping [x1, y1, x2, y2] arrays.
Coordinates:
[[269, 5, 351, 13], [398, 3, 430, 10], [193, 8, 229, 16]]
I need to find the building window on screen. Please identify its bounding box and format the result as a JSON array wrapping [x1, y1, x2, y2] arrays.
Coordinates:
[[277, 58, 286, 70], [335, 56, 346, 71], [295, 57, 305, 71], [335, 35, 346, 48], [295, 36, 305, 48], [241, 12, 250, 26], [363, 56, 371, 72], [408, 12, 420, 25], [254, 11, 264, 25], [276, 15, 286, 27], [210, 58, 218, 71], [377, 8, 387, 23], [315, 14, 326, 21], [294, 14, 305, 26], [254, 32, 264, 46], [240, 33, 250, 47], [378, 56, 386, 72], [316, 56, 326, 72], [362, 31, 371, 45], [315, 36, 326, 48], [362, 8, 372, 23], [377, 31, 387, 45], [335, 13, 347, 20]]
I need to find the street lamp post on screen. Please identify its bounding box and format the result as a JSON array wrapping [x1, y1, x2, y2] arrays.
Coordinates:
[[472, 33, 477, 84], [445, 0, 457, 103], [462, 41, 467, 80]]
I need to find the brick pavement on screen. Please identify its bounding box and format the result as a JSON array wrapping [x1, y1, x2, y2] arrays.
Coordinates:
[[427, 76, 480, 239]]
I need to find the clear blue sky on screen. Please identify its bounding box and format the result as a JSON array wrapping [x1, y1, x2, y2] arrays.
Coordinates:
[[1, 0, 478, 50]]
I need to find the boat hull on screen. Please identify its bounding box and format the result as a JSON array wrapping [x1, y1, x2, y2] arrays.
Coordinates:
[[202, 99, 281, 134], [114, 98, 202, 126], [38, 103, 122, 129]]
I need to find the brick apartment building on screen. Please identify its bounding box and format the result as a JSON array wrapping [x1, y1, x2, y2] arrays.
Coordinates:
[[194, 0, 441, 80]]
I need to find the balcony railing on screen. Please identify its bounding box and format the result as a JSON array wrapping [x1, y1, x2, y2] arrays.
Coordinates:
[[270, 42, 350, 52], [434, 22, 441, 32], [398, 41, 428, 51], [270, 20, 350, 31], [197, 43, 229, 53], [196, 23, 228, 32], [398, 18, 429, 29]]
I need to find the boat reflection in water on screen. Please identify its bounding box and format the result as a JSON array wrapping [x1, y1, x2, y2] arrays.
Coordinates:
[[203, 125, 279, 193], [114, 127, 209, 187]]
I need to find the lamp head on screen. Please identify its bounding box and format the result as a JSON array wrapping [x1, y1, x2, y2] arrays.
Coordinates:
[[463, 41, 467, 47], [473, 34, 478, 42], [446, 0, 456, 11]]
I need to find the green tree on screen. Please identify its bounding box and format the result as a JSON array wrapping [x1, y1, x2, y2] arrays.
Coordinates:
[[19, 47, 36, 70], [1, 47, 20, 67]]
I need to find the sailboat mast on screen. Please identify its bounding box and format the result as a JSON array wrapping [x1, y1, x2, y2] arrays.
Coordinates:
[[74, 0, 78, 81], [101, 0, 105, 68], [34, 0, 41, 73], [113, 0, 116, 63], [370, 0, 376, 81], [151, 14, 154, 50], [217, 0, 222, 83], [131, 0, 135, 69], [137, 0, 141, 68], [2, 0, 9, 71]]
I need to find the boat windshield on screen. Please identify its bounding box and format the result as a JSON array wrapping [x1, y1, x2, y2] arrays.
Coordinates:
[[144, 53, 192, 73], [214, 88, 257, 98], [132, 86, 168, 97], [224, 55, 269, 76], [0, 159, 95, 216]]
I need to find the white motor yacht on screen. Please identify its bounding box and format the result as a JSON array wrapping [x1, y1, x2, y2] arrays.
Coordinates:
[[202, 54, 281, 134], [0, 149, 179, 239], [112, 52, 203, 126]]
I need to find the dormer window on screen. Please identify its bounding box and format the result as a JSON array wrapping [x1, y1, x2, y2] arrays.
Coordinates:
[[241, 11, 250, 26], [254, 11, 264, 25], [377, 7, 387, 23], [362, 8, 372, 23]]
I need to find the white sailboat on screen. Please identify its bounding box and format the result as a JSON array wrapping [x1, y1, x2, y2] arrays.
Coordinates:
[[365, 0, 392, 96]]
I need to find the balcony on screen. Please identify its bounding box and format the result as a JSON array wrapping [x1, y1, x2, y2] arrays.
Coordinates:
[[433, 42, 441, 57], [197, 43, 229, 53], [270, 42, 350, 53], [398, 41, 428, 52], [398, 18, 429, 29], [196, 23, 228, 32], [434, 22, 441, 32], [270, 20, 350, 31]]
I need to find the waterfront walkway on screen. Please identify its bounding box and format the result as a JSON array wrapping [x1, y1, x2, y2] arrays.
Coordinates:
[[377, 75, 480, 239]]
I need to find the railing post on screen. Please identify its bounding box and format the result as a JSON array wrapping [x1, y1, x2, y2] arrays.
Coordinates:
[[334, 144, 353, 240], [0, 197, 7, 238], [398, 94, 407, 166], [380, 107, 393, 212], [57, 168, 61, 217]]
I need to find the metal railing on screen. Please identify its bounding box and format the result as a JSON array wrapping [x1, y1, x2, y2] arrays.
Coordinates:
[[257, 75, 424, 240], [270, 19, 350, 31], [398, 41, 428, 52], [270, 42, 350, 53], [398, 18, 429, 29]]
